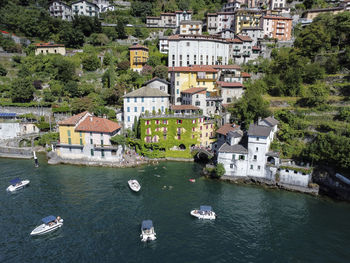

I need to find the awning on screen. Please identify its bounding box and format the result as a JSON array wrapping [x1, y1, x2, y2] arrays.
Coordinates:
[[141, 220, 153, 230], [200, 205, 212, 212], [10, 178, 21, 186], [42, 215, 56, 224]]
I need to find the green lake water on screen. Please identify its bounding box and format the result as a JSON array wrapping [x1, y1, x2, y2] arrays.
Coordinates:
[[1, 156, 350, 262]]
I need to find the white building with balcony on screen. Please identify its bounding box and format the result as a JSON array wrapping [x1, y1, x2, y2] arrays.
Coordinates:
[[178, 20, 203, 35], [72, 0, 99, 17], [49, 1, 72, 21], [159, 36, 169, 54], [207, 12, 235, 35], [123, 86, 170, 130]]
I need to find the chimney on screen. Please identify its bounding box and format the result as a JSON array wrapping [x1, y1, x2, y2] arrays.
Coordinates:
[[90, 117, 93, 122], [103, 114, 107, 119]]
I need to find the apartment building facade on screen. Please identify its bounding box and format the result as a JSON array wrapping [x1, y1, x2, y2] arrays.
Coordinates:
[[262, 15, 293, 41]]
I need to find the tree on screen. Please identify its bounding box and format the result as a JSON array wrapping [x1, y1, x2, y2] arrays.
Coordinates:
[[52, 56, 76, 83], [153, 65, 168, 79], [299, 82, 329, 107], [302, 63, 325, 84], [102, 68, 115, 89], [117, 60, 130, 71], [0, 64, 7, 76], [10, 77, 35, 102], [88, 33, 109, 46], [116, 20, 127, 39], [337, 107, 350, 122], [131, 1, 152, 22], [58, 24, 84, 48], [147, 55, 161, 67], [214, 163, 226, 178], [230, 86, 270, 130], [110, 134, 127, 150], [82, 54, 100, 71]]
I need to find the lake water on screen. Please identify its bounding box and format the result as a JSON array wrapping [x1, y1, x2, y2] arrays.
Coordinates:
[[1, 156, 350, 263]]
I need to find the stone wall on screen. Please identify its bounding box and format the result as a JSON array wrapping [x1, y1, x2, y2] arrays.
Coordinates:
[[0, 106, 52, 116], [279, 168, 311, 187], [0, 146, 33, 158]]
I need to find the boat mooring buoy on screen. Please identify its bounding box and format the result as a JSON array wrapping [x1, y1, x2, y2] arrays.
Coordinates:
[[33, 151, 39, 168]]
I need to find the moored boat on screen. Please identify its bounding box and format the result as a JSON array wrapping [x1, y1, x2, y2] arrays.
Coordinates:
[[128, 180, 141, 192], [6, 178, 30, 192], [140, 220, 156, 242], [190, 205, 216, 220], [30, 215, 63, 236]]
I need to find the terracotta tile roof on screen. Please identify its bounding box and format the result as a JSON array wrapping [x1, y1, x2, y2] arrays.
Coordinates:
[[146, 16, 161, 19], [213, 65, 241, 70], [168, 65, 218, 73], [241, 72, 251, 78], [76, 116, 121, 133], [227, 38, 243, 43], [175, 10, 192, 13], [129, 44, 149, 51], [216, 123, 240, 136], [263, 15, 293, 20], [181, 87, 207, 94], [171, 105, 200, 110], [217, 81, 243, 87], [236, 35, 253, 42], [35, 42, 65, 47], [58, 111, 89, 126], [252, 46, 261, 51]]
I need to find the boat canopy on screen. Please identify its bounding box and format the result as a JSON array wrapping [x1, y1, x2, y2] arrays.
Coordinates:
[[10, 178, 21, 186], [142, 220, 153, 230], [200, 205, 212, 212], [42, 215, 56, 224]]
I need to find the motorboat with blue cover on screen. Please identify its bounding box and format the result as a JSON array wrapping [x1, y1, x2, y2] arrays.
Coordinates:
[[140, 220, 156, 242], [30, 215, 63, 236], [128, 179, 141, 192], [190, 205, 216, 220], [6, 177, 30, 192]]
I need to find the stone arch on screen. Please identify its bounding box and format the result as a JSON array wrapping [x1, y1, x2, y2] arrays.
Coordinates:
[[179, 144, 186, 150], [267, 156, 276, 165]]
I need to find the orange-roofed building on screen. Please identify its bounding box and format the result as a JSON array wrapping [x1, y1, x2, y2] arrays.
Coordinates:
[[129, 43, 149, 72], [262, 16, 293, 41], [34, 43, 66, 56], [57, 112, 122, 161]]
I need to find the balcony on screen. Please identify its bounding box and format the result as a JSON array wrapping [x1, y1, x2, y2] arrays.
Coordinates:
[[197, 76, 216, 81], [243, 52, 250, 57], [189, 27, 200, 31], [232, 53, 241, 57], [233, 47, 240, 51], [94, 144, 119, 150]]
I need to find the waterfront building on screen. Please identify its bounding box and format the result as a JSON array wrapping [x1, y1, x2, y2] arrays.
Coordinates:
[[72, 0, 99, 17], [0, 121, 39, 140], [143, 77, 170, 94], [34, 43, 66, 56], [140, 113, 215, 153], [168, 35, 230, 67], [57, 111, 122, 161], [168, 65, 219, 105], [214, 123, 242, 150], [233, 9, 263, 34], [217, 116, 280, 178], [146, 11, 192, 28], [129, 44, 149, 72], [179, 20, 203, 35], [207, 12, 235, 35], [123, 86, 170, 130], [49, 1, 72, 21], [262, 16, 293, 41], [159, 36, 169, 54]]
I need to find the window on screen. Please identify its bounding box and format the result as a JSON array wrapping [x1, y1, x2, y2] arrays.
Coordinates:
[[152, 97, 155, 102], [152, 106, 155, 111], [67, 130, 71, 136], [177, 89, 179, 94], [134, 107, 137, 112], [101, 140, 104, 146], [200, 134, 202, 138], [254, 155, 257, 160], [101, 150, 105, 157], [256, 137, 259, 141], [127, 98, 130, 103], [127, 116, 130, 122], [232, 154, 235, 160], [186, 42, 190, 47], [163, 120, 168, 124], [69, 147, 72, 152], [177, 72, 180, 77], [134, 98, 137, 102], [127, 107, 130, 112], [79, 132, 82, 137], [192, 127, 195, 132], [195, 101, 200, 106], [68, 138, 71, 145], [192, 135, 195, 139], [177, 135, 181, 140], [206, 133, 208, 137], [250, 165, 253, 169], [90, 138, 93, 145], [256, 147, 258, 151], [146, 120, 150, 125], [80, 138, 83, 145], [192, 119, 196, 124], [161, 106, 164, 112], [239, 155, 245, 160], [141, 97, 144, 102], [177, 119, 182, 124], [155, 120, 160, 125], [91, 149, 94, 156], [142, 106, 144, 112], [176, 81, 179, 86]]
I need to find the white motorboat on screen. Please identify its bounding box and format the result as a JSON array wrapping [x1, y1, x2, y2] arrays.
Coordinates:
[[30, 216, 63, 236], [6, 178, 30, 192], [140, 220, 156, 242], [128, 180, 141, 192], [190, 205, 216, 220]]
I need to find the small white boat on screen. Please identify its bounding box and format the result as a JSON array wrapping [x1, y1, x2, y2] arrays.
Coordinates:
[[6, 178, 30, 192], [30, 215, 63, 236], [190, 205, 216, 220], [128, 180, 141, 192], [140, 220, 156, 242]]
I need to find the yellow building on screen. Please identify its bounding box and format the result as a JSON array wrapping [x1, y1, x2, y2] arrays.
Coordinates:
[[57, 111, 91, 150], [168, 65, 218, 105], [35, 43, 66, 56], [129, 44, 149, 72], [234, 9, 262, 34], [197, 117, 215, 147]]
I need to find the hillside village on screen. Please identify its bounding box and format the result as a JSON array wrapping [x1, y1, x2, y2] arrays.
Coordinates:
[[1, 0, 350, 198]]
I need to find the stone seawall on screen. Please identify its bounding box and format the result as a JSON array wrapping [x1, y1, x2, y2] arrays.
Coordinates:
[[0, 146, 33, 159], [221, 175, 319, 196], [0, 106, 52, 117]]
